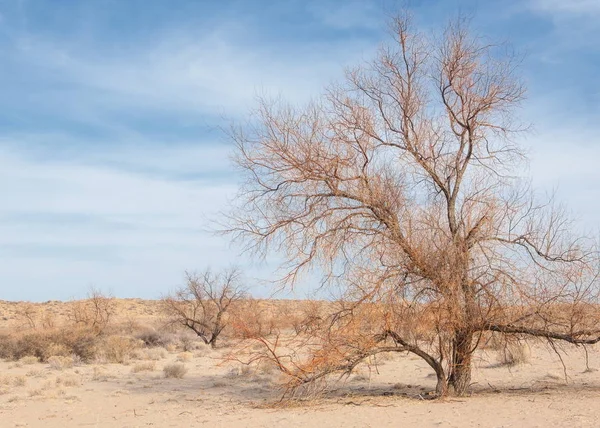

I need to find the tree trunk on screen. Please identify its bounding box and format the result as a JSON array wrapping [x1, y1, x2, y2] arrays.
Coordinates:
[[448, 330, 474, 395], [208, 335, 217, 349], [435, 371, 448, 397]]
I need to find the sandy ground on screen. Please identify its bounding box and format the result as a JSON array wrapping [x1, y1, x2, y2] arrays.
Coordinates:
[[2, 299, 600, 427], [1, 340, 600, 428]]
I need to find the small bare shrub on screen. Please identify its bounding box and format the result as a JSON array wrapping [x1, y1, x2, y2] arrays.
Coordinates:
[[132, 361, 156, 373], [163, 363, 188, 379], [135, 328, 172, 348], [48, 355, 74, 370], [497, 341, 531, 366]]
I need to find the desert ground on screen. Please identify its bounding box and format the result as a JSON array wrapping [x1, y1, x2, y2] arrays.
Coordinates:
[[1, 299, 600, 428]]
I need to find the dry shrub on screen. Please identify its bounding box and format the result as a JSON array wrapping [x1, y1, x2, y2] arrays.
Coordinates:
[[229, 298, 276, 339], [179, 334, 200, 352], [15, 303, 39, 329], [67, 288, 116, 334], [131, 361, 156, 373], [133, 347, 167, 361], [19, 356, 38, 365], [163, 363, 188, 379], [47, 355, 74, 370], [26, 369, 43, 378], [176, 352, 193, 362], [0, 375, 26, 387], [97, 336, 141, 364], [13, 375, 26, 387], [0, 328, 99, 362], [135, 328, 173, 348], [497, 341, 531, 366]]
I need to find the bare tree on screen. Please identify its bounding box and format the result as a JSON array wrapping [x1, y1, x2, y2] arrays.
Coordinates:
[[226, 13, 600, 397], [68, 287, 116, 334], [162, 268, 247, 348]]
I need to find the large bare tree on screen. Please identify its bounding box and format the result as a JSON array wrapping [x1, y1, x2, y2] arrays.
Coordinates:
[[226, 14, 600, 396]]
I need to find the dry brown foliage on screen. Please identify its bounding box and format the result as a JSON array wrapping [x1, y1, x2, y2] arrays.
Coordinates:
[[225, 11, 600, 397]]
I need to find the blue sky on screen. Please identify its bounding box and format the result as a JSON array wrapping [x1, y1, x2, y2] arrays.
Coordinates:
[[0, 0, 598, 301]]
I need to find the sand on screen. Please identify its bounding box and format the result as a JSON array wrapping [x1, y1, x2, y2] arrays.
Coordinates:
[[1, 299, 600, 427]]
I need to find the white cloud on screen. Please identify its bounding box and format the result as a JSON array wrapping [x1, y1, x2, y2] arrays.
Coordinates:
[[0, 143, 240, 300], [528, 127, 600, 231], [13, 29, 375, 120]]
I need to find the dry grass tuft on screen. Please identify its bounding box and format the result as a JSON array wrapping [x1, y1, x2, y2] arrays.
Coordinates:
[[47, 355, 74, 370], [56, 374, 81, 387], [19, 356, 39, 365], [131, 361, 156, 373], [163, 363, 188, 379], [0, 374, 27, 387]]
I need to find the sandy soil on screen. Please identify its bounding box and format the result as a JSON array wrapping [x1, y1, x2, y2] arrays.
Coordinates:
[[1, 299, 600, 427]]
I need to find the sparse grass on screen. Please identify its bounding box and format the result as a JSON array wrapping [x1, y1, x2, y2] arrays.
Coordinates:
[[28, 388, 43, 397], [12, 375, 26, 387], [163, 363, 188, 379], [257, 359, 279, 376], [131, 361, 156, 373], [91, 366, 110, 382], [351, 372, 370, 382], [133, 347, 167, 361], [176, 351, 193, 362], [226, 364, 253, 378], [25, 369, 43, 378], [56, 374, 81, 387]]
